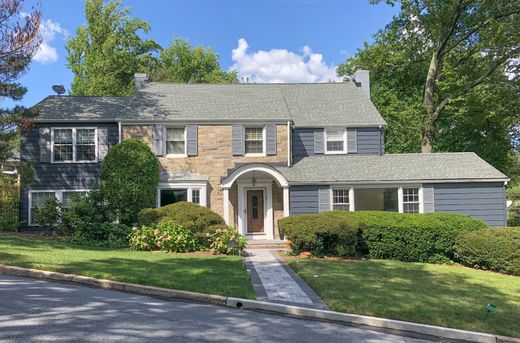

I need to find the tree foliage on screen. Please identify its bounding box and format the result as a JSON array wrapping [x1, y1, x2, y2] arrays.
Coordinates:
[[151, 37, 236, 83], [338, 0, 520, 174], [0, 0, 40, 163], [66, 0, 159, 96], [100, 139, 160, 225]]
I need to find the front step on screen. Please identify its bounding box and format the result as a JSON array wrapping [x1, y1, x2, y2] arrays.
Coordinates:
[[246, 240, 291, 250]]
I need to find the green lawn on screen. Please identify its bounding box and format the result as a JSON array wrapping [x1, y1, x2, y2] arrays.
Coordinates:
[[287, 257, 520, 338], [0, 235, 255, 299]]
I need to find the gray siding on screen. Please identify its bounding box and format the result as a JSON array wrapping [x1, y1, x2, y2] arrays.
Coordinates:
[[289, 185, 320, 215], [430, 182, 506, 226], [20, 122, 119, 229], [293, 127, 384, 157]]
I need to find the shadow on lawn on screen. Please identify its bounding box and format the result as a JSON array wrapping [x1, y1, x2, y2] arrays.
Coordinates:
[[290, 259, 520, 337]]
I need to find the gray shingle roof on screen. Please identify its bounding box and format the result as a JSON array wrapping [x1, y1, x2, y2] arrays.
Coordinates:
[[33, 82, 386, 126], [275, 153, 508, 183]]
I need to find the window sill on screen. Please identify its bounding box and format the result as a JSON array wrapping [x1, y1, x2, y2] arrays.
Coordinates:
[[51, 160, 99, 164], [166, 154, 188, 158], [244, 153, 267, 157], [324, 151, 347, 155]]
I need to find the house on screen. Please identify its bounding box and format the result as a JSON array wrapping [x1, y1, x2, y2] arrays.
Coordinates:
[[20, 71, 509, 237]]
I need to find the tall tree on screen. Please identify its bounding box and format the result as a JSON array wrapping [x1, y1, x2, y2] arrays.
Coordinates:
[[151, 37, 236, 83], [0, 0, 41, 162], [341, 0, 520, 153], [66, 0, 159, 96]]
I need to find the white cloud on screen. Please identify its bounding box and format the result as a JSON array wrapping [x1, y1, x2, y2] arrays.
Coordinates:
[[33, 19, 68, 64], [230, 38, 341, 83]]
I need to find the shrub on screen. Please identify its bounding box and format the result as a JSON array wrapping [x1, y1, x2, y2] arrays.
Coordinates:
[[34, 197, 62, 229], [331, 211, 487, 262], [455, 227, 520, 275], [138, 202, 225, 234], [60, 188, 112, 235], [0, 181, 19, 231], [129, 221, 198, 253], [101, 139, 160, 225], [64, 222, 131, 248], [507, 186, 520, 226], [278, 213, 359, 257], [206, 224, 247, 255]]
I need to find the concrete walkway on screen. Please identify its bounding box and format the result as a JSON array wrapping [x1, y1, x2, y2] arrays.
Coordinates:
[[245, 249, 328, 309]]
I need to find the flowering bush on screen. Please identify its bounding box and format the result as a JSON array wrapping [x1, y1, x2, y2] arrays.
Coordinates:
[[129, 221, 198, 253], [206, 225, 246, 255]]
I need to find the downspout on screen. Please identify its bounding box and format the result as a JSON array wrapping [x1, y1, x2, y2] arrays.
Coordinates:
[[118, 121, 122, 142], [287, 120, 290, 166], [378, 125, 383, 156]]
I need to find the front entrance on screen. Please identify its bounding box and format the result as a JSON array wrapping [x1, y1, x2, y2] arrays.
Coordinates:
[[247, 190, 264, 233]]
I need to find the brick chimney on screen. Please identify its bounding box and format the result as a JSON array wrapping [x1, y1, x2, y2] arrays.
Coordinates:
[[353, 69, 370, 97]]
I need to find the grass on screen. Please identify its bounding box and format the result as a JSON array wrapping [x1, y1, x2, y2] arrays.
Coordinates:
[[287, 257, 520, 338], [0, 235, 255, 299]]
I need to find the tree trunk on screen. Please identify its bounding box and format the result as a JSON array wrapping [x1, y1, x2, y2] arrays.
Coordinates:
[[422, 52, 439, 153]]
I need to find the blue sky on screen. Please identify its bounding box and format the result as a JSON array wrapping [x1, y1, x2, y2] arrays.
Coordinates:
[[16, 0, 397, 107]]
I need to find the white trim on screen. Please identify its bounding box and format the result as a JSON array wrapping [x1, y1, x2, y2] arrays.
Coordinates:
[[223, 188, 230, 224], [50, 127, 98, 163], [419, 187, 424, 214], [397, 186, 404, 213], [238, 181, 274, 240], [324, 127, 347, 155], [287, 120, 291, 167], [244, 125, 266, 157], [289, 178, 509, 185], [283, 186, 290, 217], [349, 188, 355, 211], [156, 181, 207, 207], [118, 121, 122, 142], [164, 126, 187, 158], [221, 164, 289, 189], [28, 189, 90, 226]]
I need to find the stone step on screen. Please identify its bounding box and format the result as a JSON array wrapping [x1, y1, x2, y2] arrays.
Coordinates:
[[246, 240, 291, 250]]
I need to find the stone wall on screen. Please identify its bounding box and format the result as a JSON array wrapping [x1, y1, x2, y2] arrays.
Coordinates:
[[122, 124, 288, 231]]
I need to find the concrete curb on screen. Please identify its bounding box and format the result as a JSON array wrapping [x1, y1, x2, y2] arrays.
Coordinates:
[[0, 264, 504, 343], [0, 264, 227, 306]]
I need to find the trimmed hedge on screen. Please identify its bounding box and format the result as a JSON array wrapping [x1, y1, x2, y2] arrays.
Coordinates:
[[138, 202, 225, 234], [279, 211, 487, 262], [278, 213, 359, 257], [330, 211, 487, 262], [455, 227, 520, 275]]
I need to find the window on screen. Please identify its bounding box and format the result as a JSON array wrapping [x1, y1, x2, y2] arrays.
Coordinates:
[[191, 189, 200, 204], [245, 127, 264, 154], [325, 128, 346, 153], [76, 129, 96, 161], [29, 192, 55, 225], [157, 182, 207, 207], [402, 188, 420, 213], [52, 128, 97, 162], [354, 188, 398, 212], [53, 129, 73, 162], [332, 189, 350, 211], [166, 128, 185, 155], [62, 191, 88, 208], [29, 190, 89, 225]]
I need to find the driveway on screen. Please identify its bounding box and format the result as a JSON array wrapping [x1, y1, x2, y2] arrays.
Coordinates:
[[0, 275, 437, 342]]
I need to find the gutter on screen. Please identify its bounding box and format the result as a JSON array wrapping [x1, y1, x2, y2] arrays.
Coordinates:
[[282, 178, 510, 186]]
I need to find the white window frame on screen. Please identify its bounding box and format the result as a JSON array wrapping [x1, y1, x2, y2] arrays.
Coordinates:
[[324, 127, 347, 154], [156, 181, 207, 207], [28, 189, 90, 226], [51, 127, 98, 163], [165, 126, 187, 158], [244, 125, 266, 156], [330, 187, 355, 211], [401, 187, 422, 214], [329, 184, 423, 213]]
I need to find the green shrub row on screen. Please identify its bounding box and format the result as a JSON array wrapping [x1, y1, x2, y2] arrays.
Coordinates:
[[455, 227, 520, 275], [279, 211, 487, 262]]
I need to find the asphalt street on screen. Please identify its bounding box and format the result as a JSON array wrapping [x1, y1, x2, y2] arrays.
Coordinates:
[[0, 275, 437, 342]]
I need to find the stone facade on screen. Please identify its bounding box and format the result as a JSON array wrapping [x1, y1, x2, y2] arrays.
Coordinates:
[[122, 124, 288, 233]]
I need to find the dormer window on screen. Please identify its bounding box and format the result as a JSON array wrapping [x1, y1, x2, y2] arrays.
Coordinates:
[[325, 128, 346, 154]]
